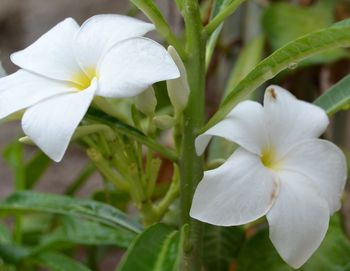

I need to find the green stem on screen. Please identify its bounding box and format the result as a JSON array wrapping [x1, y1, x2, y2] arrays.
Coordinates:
[[204, 0, 246, 36], [179, 1, 206, 270], [131, 0, 187, 59], [155, 166, 180, 220], [64, 163, 96, 195], [86, 110, 178, 163], [86, 148, 129, 191]]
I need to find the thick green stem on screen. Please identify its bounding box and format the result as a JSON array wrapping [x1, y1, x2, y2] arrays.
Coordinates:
[[131, 0, 186, 58], [179, 1, 206, 270]]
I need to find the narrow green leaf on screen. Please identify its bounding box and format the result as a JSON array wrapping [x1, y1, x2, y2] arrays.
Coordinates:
[[117, 224, 182, 271], [0, 191, 141, 234], [205, 0, 231, 69], [314, 74, 350, 115], [25, 151, 51, 189], [202, 224, 245, 271], [203, 22, 350, 131], [37, 216, 135, 251], [34, 252, 92, 271]]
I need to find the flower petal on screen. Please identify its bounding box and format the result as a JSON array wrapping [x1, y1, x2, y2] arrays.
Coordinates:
[[195, 101, 268, 155], [97, 37, 179, 98], [264, 85, 329, 156], [266, 171, 330, 268], [22, 79, 97, 162], [74, 14, 154, 70], [11, 18, 82, 82], [280, 139, 347, 214], [0, 70, 72, 119], [190, 148, 278, 226]]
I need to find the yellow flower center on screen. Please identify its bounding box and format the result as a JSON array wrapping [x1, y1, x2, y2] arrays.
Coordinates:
[[70, 67, 97, 91], [261, 147, 280, 170]]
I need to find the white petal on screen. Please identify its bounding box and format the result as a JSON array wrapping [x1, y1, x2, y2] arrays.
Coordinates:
[[280, 139, 347, 214], [190, 148, 278, 226], [97, 37, 179, 98], [11, 18, 83, 82], [264, 85, 329, 156], [266, 171, 330, 268], [22, 79, 97, 162], [74, 14, 154, 70], [195, 101, 268, 155], [0, 70, 72, 119]]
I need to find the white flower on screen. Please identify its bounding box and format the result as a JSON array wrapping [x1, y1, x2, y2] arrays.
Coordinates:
[[0, 15, 179, 162], [191, 86, 347, 268]]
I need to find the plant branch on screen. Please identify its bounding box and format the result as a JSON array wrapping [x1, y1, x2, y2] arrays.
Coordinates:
[[179, 0, 206, 270]]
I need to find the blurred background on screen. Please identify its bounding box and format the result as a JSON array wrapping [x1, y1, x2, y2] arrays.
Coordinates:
[[0, 0, 349, 269]]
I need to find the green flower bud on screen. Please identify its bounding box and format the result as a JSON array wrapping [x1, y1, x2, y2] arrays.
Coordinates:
[[135, 87, 157, 116], [167, 46, 190, 112], [153, 115, 175, 130]]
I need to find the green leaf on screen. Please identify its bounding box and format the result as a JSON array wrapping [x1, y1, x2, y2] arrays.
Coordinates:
[[203, 22, 350, 131], [117, 224, 182, 271], [25, 151, 52, 189], [262, 1, 347, 66], [237, 228, 292, 271], [0, 244, 30, 264], [202, 224, 245, 271], [0, 191, 141, 234], [34, 252, 92, 271], [301, 216, 350, 271], [37, 216, 135, 251], [314, 74, 350, 115], [92, 189, 130, 211], [205, 0, 231, 69], [263, 2, 333, 50]]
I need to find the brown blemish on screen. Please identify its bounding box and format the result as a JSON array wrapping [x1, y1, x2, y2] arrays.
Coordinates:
[[270, 181, 278, 202], [269, 88, 277, 100]]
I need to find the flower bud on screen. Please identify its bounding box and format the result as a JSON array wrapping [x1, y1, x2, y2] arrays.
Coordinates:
[[167, 46, 190, 112], [153, 115, 175, 130], [135, 87, 157, 116]]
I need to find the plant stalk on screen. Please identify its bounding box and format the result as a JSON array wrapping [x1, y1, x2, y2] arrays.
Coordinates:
[[179, 0, 206, 270]]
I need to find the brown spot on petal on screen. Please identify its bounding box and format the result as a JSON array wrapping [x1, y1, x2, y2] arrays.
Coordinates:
[[270, 181, 279, 203], [269, 87, 277, 100]]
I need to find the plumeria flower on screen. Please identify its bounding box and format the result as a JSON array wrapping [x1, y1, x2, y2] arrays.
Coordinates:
[[191, 86, 347, 268], [0, 15, 179, 162]]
